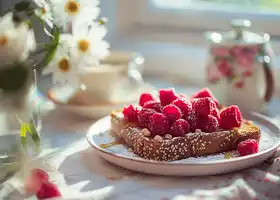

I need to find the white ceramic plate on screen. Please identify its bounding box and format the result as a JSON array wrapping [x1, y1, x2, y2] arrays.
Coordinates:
[[87, 113, 280, 176], [48, 83, 157, 119]]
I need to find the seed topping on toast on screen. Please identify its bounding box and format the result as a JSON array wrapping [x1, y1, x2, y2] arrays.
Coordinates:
[[114, 88, 260, 160]]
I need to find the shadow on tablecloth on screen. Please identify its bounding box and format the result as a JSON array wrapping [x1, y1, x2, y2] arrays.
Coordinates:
[[56, 147, 280, 200]]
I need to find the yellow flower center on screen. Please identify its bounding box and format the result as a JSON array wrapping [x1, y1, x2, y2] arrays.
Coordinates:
[[78, 39, 90, 53], [0, 36, 8, 46], [41, 7, 46, 14], [58, 58, 70, 72], [64, 0, 80, 15]]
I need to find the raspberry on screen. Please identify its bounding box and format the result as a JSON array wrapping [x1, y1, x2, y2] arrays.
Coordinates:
[[211, 108, 221, 123], [192, 97, 217, 116], [159, 88, 178, 106], [139, 93, 155, 106], [237, 139, 258, 156], [220, 105, 242, 129], [138, 108, 156, 127], [162, 104, 182, 122], [169, 119, 190, 137], [122, 104, 140, 122], [36, 182, 61, 199], [148, 113, 170, 136], [172, 98, 192, 118], [186, 111, 201, 132], [178, 93, 188, 100], [191, 88, 219, 106], [24, 169, 49, 194], [201, 115, 219, 133], [31, 169, 49, 182], [143, 100, 162, 112]]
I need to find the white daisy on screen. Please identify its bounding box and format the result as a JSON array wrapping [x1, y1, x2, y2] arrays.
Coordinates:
[[45, 43, 79, 87], [61, 20, 109, 66], [0, 12, 15, 30], [0, 13, 36, 66], [16, 23, 37, 60], [50, 0, 100, 31], [33, 0, 54, 28]]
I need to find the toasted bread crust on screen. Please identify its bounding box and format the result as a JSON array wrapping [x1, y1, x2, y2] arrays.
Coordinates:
[[110, 111, 261, 161]]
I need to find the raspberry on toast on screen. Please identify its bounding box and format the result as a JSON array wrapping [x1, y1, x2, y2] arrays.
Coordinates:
[[110, 111, 260, 161], [109, 88, 261, 161]]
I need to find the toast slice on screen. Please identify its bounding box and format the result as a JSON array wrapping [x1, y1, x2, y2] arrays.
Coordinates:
[[110, 111, 261, 161]]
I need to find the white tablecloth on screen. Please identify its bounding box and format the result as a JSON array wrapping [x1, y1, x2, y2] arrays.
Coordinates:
[[3, 80, 280, 200]]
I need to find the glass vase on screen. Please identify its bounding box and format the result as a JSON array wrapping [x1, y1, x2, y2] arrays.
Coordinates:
[[0, 67, 41, 183]]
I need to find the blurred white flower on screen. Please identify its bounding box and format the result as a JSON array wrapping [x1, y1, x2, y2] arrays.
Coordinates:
[[33, 0, 53, 28], [0, 12, 15, 30], [60, 20, 109, 66], [51, 0, 100, 31], [44, 43, 79, 86], [0, 13, 36, 66]]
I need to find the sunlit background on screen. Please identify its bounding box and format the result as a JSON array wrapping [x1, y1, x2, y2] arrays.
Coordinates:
[[0, 1, 280, 198], [1, 0, 280, 88], [153, 0, 280, 12]]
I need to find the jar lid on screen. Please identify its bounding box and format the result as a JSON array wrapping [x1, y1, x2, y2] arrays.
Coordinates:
[[205, 19, 270, 45]]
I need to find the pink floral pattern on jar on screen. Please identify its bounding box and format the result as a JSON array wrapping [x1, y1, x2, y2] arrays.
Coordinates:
[[234, 80, 244, 89], [229, 45, 259, 58], [236, 55, 254, 69], [243, 70, 253, 77], [211, 47, 229, 57], [207, 63, 221, 84], [216, 59, 233, 77], [207, 44, 261, 89], [232, 45, 258, 69], [229, 46, 242, 57]]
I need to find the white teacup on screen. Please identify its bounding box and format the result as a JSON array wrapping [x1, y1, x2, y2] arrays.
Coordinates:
[[78, 52, 144, 104]]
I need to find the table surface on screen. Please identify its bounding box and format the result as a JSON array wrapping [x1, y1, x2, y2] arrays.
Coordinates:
[[3, 76, 280, 200]]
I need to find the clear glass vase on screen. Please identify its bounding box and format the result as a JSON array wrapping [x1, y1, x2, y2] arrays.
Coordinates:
[[0, 113, 22, 183], [0, 68, 41, 183]]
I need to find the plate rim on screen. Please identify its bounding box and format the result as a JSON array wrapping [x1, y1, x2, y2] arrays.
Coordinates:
[[86, 112, 280, 166]]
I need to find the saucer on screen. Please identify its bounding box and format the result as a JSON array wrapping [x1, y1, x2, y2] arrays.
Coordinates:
[[48, 83, 157, 119]]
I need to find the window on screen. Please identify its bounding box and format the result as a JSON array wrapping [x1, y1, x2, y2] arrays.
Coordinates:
[[152, 0, 280, 12], [113, 0, 280, 87], [116, 0, 280, 43]]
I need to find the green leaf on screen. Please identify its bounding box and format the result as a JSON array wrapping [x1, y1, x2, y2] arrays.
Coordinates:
[[24, 121, 41, 152], [20, 123, 27, 151], [21, 136, 27, 151], [14, 1, 30, 12], [20, 121, 41, 153], [33, 25, 61, 73], [52, 26, 61, 44], [44, 26, 60, 65], [24, 20, 32, 28], [20, 124, 26, 137], [45, 45, 57, 64]]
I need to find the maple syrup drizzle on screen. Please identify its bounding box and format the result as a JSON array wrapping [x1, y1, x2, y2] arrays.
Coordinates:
[[99, 141, 121, 148], [224, 152, 232, 159]]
